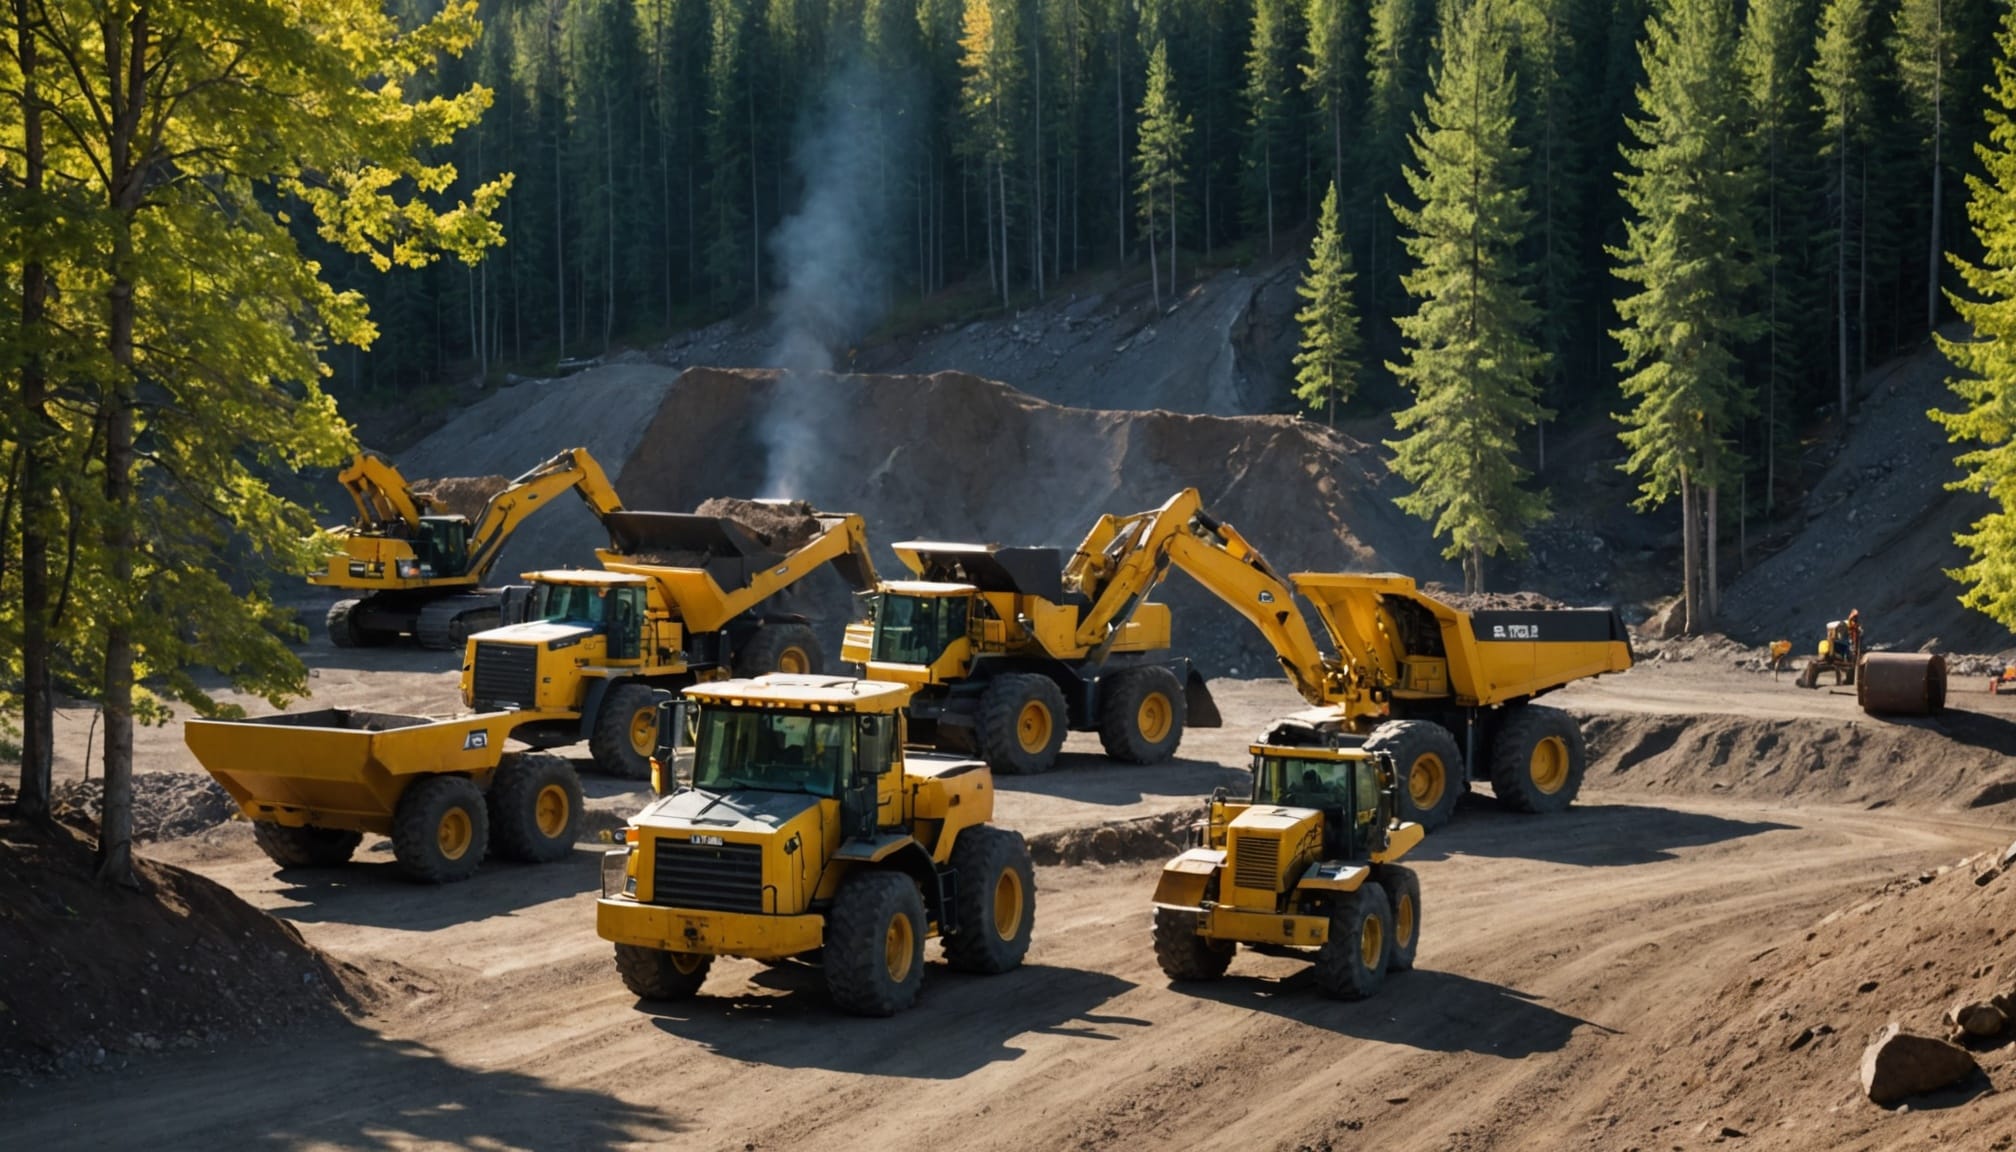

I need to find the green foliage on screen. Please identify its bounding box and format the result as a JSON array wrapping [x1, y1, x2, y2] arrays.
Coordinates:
[[1241, 0, 1299, 248], [1293, 182, 1362, 420], [1385, 0, 1550, 591], [1933, 7, 2016, 630], [1136, 42, 1193, 250], [1612, 0, 1761, 508]]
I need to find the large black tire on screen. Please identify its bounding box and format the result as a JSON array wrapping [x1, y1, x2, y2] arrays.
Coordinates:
[[1363, 720, 1464, 831], [589, 681, 662, 780], [734, 622, 823, 677], [1374, 863, 1421, 972], [487, 753, 583, 863], [325, 599, 387, 649], [390, 775, 489, 884], [942, 826, 1036, 974], [613, 943, 712, 1000], [251, 822, 363, 869], [1313, 884, 1391, 1000], [824, 871, 927, 1016], [1097, 666, 1187, 765], [1488, 704, 1587, 815], [1152, 906, 1234, 981], [975, 674, 1068, 775]]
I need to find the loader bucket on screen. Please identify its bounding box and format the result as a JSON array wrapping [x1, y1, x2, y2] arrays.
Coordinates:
[[183, 709, 516, 835]]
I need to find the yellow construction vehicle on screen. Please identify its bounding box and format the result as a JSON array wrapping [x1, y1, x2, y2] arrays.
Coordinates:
[[184, 708, 582, 884], [839, 492, 1228, 774], [312, 447, 624, 650], [1151, 743, 1423, 998], [595, 674, 1036, 1017], [464, 505, 879, 778]]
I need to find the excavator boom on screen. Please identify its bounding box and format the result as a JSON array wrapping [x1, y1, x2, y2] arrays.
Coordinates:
[[336, 452, 427, 531], [463, 448, 625, 583]]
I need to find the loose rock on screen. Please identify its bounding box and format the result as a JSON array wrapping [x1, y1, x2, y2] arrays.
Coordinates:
[[1858, 1023, 1979, 1106], [1946, 1001, 2008, 1039]]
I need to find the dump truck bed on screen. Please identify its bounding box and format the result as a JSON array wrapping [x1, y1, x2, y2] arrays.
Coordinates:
[[184, 709, 516, 834]]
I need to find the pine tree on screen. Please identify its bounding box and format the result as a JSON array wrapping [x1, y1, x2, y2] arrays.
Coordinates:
[[1812, 0, 1881, 417], [1896, 0, 1961, 335], [1613, 0, 1761, 631], [1362, 0, 1428, 320], [1243, 0, 1297, 254], [1303, 0, 1367, 197], [1386, 0, 1550, 594], [1293, 182, 1363, 422], [960, 0, 1024, 305], [1135, 40, 1192, 308], [1931, 7, 2016, 632]]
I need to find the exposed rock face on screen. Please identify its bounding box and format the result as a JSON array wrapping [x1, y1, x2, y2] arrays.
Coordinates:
[[1858, 1023, 1978, 1106]]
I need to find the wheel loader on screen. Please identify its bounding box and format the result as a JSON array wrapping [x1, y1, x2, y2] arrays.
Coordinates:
[[312, 447, 624, 649], [1152, 742, 1423, 998], [839, 491, 1232, 774], [463, 504, 878, 778], [595, 674, 1036, 1017]]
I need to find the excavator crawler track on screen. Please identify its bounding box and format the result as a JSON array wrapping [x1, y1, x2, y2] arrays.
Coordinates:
[[415, 593, 504, 651]]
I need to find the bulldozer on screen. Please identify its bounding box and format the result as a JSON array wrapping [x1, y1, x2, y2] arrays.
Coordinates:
[[1151, 742, 1422, 998], [463, 504, 878, 778], [313, 447, 624, 649], [595, 674, 1036, 1017], [839, 491, 1234, 774]]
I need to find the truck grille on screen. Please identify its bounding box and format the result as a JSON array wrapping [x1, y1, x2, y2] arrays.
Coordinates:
[[1232, 834, 1280, 891], [470, 641, 538, 709], [650, 838, 764, 913]]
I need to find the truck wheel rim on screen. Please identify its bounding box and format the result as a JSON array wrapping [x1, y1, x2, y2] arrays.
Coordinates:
[[1017, 700, 1053, 754], [535, 784, 570, 838], [629, 707, 658, 758], [1394, 893, 1415, 948], [437, 809, 473, 860], [1137, 692, 1173, 743], [777, 645, 810, 674], [884, 913, 915, 982], [992, 868, 1025, 939], [1409, 753, 1446, 810], [670, 952, 705, 975], [1360, 914, 1384, 970], [1529, 736, 1570, 795]]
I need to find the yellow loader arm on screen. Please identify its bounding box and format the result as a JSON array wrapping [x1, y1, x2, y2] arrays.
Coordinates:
[[463, 448, 625, 583], [337, 452, 427, 531]]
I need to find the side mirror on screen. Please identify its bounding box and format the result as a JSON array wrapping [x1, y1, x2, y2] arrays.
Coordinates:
[[652, 696, 688, 760], [858, 713, 895, 776]]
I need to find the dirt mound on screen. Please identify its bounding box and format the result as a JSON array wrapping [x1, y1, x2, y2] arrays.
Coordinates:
[[24, 772, 238, 841], [0, 818, 370, 1079], [616, 368, 1450, 673], [1420, 584, 1567, 612], [1027, 809, 1199, 866], [1594, 841, 2016, 1147], [694, 496, 822, 551], [410, 474, 509, 522]]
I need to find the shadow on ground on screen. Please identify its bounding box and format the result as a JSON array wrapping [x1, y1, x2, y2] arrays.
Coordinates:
[[265, 849, 600, 931], [638, 961, 1139, 1078], [6, 1018, 683, 1150], [1179, 968, 1607, 1058], [992, 754, 1247, 809], [1410, 800, 1793, 867]]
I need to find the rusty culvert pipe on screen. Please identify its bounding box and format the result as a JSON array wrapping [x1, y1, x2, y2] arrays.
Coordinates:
[[1858, 653, 1947, 717]]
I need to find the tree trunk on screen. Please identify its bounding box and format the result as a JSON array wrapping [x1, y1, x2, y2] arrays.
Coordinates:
[[998, 158, 1010, 305], [1857, 157, 1867, 381], [1836, 127, 1848, 419], [1146, 200, 1161, 309], [1032, 23, 1043, 300], [1680, 472, 1699, 635], [1168, 174, 1177, 292], [1928, 107, 1942, 334], [1115, 23, 1125, 267], [1705, 482, 1720, 622], [551, 4, 565, 363], [16, 0, 53, 821], [749, 78, 761, 306]]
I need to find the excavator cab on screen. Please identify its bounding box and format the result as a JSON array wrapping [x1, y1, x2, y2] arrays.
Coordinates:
[[414, 516, 472, 576], [1250, 746, 1395, 861], [867, 587, 972, 667]]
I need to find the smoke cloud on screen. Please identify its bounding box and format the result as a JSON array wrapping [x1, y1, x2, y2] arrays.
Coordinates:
[[761, 61, 915, 499]]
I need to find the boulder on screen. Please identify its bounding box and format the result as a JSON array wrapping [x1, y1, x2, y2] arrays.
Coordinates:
[[1948, 1001, 2009, 1039], [1859, 1024, 1979, 1106], [1644, 599, 1687, 640]]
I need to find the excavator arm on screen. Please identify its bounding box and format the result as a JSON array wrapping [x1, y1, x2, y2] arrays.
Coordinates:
[[463, 448, 625, 582], [337, 452, 426, 531]]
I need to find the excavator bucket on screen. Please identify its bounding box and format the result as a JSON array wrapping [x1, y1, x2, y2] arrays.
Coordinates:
[[603, 511, 786, 589], [1184, 667, 1223, 728]]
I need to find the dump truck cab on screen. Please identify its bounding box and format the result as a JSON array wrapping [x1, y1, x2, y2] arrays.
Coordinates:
[[1151, 743, 1424, 999], [596, 674, 1036, 1016]]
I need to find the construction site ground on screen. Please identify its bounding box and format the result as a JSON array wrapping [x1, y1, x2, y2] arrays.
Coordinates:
[[11, 645, 2016, 1151]]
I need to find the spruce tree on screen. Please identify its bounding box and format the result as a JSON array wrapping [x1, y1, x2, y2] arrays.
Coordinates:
[[1135, 40, 1192, 308], [1812, 0, 1881, 417], [1931, 6, 2016, 631], [1613, 0, 1761, 631], [1385, 0, 1550, 594], [1243, 0, 1297, 253], [1293, 182, 1363, 423], [1895, 0, 1961, 335], [1362, 0, 1428, 320]]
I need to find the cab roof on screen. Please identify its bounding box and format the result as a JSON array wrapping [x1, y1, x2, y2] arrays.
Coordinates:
[[520, 569, 649, 586], [685, 674, 914, 713], [880, 580, 977, 596]]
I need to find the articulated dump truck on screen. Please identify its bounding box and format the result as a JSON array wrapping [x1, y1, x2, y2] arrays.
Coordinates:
[[596, 674, 1036, 1017]]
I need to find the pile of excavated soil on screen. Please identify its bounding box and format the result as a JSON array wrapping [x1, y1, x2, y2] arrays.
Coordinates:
[[0, 772, 237, 841], [694, 496, 823, 551], [0, 818, 370, 1079], [409, 474, 510, 523], [1420, 585, 1567, 612], [615, 368, 1455, 674], [1026, 809, 1199, 866], [1591, 840, 2016, 1148]]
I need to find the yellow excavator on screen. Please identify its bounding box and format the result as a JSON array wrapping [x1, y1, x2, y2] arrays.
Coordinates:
[[840, 492, 1228, 774], [463, 504, 879, 778], [312, 448, 624, 649]]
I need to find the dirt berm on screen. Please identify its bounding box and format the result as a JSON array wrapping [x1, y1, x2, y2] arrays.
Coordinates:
[[608, 367, 1449, 673]]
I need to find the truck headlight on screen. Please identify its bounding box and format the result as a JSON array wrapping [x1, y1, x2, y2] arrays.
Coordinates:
[[601, 848, 636, 898]]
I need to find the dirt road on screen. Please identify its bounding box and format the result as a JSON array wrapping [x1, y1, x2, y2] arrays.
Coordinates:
[[7, 790, 2008, 1152]]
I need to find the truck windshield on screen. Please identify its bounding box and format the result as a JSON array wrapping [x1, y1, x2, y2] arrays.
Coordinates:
[[871, 594, 967, 665], [1254, 754, 1383, 830], [692, 707, 853, 798], [533, 583, 607, 625]]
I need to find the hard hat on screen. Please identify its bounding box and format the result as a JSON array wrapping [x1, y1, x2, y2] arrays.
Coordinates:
[[1848, 609, 1860, 620]]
